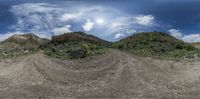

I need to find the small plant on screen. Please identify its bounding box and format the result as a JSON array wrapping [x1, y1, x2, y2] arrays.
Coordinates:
[[0, 47, 37, 59]]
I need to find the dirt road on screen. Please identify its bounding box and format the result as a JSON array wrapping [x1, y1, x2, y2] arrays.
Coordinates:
[[0, 49, 200, 99]]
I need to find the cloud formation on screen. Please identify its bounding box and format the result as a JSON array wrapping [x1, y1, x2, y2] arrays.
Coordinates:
[[114, 29, 137, 39], [106, 15, 156, 40], [168, 29, 183, 38], [53, 25, 72, 35], [135, 15, 155, 26], [181, 34, 200, 43], [168, 28, 200, 42], [10, 3, 63, 37], [83, 19, 94, 32], [6, 3, 160, 41]]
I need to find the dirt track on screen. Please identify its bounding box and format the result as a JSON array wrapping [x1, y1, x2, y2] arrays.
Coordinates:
[[0, 49, 200, 99]]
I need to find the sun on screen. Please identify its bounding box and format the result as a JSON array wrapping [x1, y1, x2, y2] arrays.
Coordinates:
[[96, 18, 105, 24]]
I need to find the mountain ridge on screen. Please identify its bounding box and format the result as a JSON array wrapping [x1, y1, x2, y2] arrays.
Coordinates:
[[113, 32, 198, 58], [52, 31, 111, 46], [0, 31, 199, 59], [3, 33, 49, 47]]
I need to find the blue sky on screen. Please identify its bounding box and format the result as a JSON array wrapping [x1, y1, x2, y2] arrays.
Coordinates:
[[1, 0, 200, 42]]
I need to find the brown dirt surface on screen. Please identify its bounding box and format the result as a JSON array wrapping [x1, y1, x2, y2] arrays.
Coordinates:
[[0, 49, 200, 99], [192, 42, 200, 48]]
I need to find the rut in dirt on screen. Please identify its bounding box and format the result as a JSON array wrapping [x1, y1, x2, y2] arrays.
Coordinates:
[[0, 49, 200, 99]]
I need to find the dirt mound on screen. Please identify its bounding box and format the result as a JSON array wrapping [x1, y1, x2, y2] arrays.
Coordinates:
[[0, 49, 200, 99]]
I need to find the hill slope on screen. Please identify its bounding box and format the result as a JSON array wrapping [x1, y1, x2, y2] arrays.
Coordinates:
[[113, 32, 199, 58], [192, 42, 200, 49], [1, 34, 49, 48], [42, 32, 109, 59], [0, 34, 49, 58], [52, 31, 110, 46]]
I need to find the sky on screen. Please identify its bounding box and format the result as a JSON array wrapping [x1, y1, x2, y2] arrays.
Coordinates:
[[1, 0, 200, 42]]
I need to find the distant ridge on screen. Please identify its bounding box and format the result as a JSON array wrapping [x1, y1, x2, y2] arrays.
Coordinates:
[[0, 31, 199, 59], [113, 32, 197, 58], [4, 33, 49, 45], [52, 32, 111, 46], [1, 33, 49, 48]]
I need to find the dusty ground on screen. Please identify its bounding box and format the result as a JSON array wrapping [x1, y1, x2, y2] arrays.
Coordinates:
[[0, 49, 200, 99]]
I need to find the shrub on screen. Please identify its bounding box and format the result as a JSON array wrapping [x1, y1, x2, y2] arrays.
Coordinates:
[[68, 49, 87, 59], [0, 48, 37, 59], [113, 32, 199, 58], [80, 44, 90, 50], [43, 40, 106, 59]]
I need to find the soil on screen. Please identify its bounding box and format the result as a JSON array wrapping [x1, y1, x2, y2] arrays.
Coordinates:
[[0, 49, 200, 99]]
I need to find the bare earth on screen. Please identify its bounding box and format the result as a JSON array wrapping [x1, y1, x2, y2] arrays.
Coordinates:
[[0, 49, 200, 99]]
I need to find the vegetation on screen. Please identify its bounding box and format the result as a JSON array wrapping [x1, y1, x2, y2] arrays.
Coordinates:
[[0, 34, 49, 59], [52, 31, 111, 47], [0, 31, 200, 59], [42, 32, 107, 59], [0, 47, 37, 59], [3, 34, 49, 47], [113, 32, 200, 58]]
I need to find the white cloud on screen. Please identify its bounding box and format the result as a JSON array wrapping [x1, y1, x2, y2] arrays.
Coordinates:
[[60, 6, 116, 22], [83, 19, 94, 31], [53, 25, 72, 35], [135, 15, 155, 26], [8, 3, 200, 43], [168, 28, 200, 43], [114, 29, 136, 39], [168, 29, 183, 38], [9, 3, 109, 38], [105, 15, 156, 40], [33, 32, 52, 39], [10, 3, 63, 29], [181, 34, 200, 43], [60, 13, 81, 21], [11, 3, 61, 15], [10, 3, 64, 38], [114, 33, 125, 39], [9, 3, 159, 41]]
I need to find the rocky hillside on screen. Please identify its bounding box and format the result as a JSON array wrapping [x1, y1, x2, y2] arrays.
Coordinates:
[[1, 34, 49, 48], [0, 34, 49, 58]]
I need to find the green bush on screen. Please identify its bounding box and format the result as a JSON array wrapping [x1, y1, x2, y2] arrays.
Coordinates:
[[43, 41, 106, 59], [113, 32, 199, 58], [80, 44, 90, 50], [0, 48, 37, 59]]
